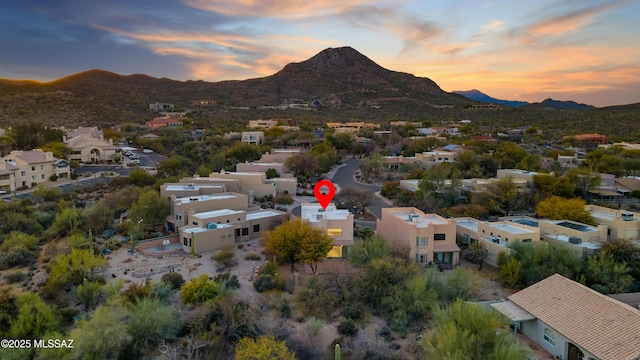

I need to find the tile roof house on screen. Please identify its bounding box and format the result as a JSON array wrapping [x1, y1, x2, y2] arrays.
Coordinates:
[[64, 127, 118, 163], [492, 274, 640, 360], [1, 150, 70, 189]]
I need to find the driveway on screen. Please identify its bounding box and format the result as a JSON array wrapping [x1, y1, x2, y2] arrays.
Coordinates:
[[331, 159, 385, 220]]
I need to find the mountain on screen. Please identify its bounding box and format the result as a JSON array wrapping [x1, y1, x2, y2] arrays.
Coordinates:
[[452, 89, 528, 107], [0, 47, 473, 127], [529, 98, 596, 110]]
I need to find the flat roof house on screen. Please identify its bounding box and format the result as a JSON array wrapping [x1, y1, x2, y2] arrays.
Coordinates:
[[167, 192, 253, 232], [455, 217, 540, 267], [492, 274, 640, 360], [180, 208, 289, 254], [586, 204, 640, 243], [377, 208, 459, 267], [299, 203, 354, 258]]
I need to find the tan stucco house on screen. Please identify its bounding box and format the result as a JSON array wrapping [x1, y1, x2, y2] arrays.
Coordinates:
[[64, 127, 118, 163], [299, 203, 354, 257], [376, 207, 459, 267]]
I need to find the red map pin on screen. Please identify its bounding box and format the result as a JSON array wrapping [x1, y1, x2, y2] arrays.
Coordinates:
[[314, 179, 336, 210]]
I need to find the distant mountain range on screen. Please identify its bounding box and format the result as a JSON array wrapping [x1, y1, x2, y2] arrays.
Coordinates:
[[0, 46, 632, 128], [453, 89, 596, 110], [0, 47, 474, 127]]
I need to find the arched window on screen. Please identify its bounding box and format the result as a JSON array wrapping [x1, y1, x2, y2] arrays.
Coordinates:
[[543, 328, 556, 346]]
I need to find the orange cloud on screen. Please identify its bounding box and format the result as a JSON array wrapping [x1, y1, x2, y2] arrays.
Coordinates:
[[184, 0, 374, 19]]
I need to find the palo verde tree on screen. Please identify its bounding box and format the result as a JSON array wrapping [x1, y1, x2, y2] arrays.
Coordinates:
[[421, 300, 529, 360], [263, 219, 334, 273]]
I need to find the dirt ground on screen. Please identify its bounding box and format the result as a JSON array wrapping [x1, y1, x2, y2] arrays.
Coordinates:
[[103, 241, 518, 359]]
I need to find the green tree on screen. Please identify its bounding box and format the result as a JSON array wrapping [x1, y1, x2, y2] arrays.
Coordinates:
[[535, 196, 593, 224], [359, 153, 384, 180], [264, 220, 334, 273], [76, 280, 103, 311], [129, 190, 170, 228], [9, 293, 57, 339], [127, 297, 179, 350], [47, 248, 108, 288], [419, 163, 462, 210], [67, 304, 131, 360], [48, 206, 83, 237], [600, 239, 640, 278], [565, 167, 600, 199], [235, 336, 296, 360], [501, 242, 581, 288], [487, 176, 525, 216], [581, 252, 634, 294], [41, 141, 71, 159], [421, 300, 529, 360], [0, 231, 39, 269], [383, 273, 438, 330], [347, 235, 391, 266], [265, 168, 280, 179], [128, 167, 155, 187], [226, 143, 262, 164], [31, 186, 63, 202], [83, 202, 114, 234], [181, 274, 223, 305]]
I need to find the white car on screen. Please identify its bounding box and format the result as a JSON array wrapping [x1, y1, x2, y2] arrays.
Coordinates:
[[143, 149, 153, 153], [130, 159, 140, 164]]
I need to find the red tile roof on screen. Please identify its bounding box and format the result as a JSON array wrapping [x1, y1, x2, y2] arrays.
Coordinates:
[[509, 274, 640, 360]]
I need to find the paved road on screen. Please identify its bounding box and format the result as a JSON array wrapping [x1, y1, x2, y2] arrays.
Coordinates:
[[330, 159, 385, 221]]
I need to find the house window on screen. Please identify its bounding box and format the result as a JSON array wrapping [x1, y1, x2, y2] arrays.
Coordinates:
[[242, 228, 249, 236], [253, 224, 260, 233], [41, 165, 44, 170], [327, 228, 343, 236], [221, 235, 225, 240], [21, 171, 26, 176], [31, 166, 35, 171], [183, 237, 188, 246], [522, 239, 531, 243], [192, 221, 198, 225], [235, 229, 241, 237], [543, 328, 556, 346], [434, 233, 446, 241], [415, 237, 427, 247], [41, 174, 45, 179]]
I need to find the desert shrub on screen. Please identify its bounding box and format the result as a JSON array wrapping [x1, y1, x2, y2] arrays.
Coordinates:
[[259, 262, 278, 276], [254, 274, 280, 293], [305, 317, 325, 338], [49, 174, 59, 181], [6, 271, 27, 283], [343, 303, 365, 320], [244, 252, 261, 261], [211, 246, 237, 268], [122, 283, 152, 303], [214, 272, 241, 290], [104, 239, 121, 250], [338, 319, 358, 336], [161, 272, 185, 290]]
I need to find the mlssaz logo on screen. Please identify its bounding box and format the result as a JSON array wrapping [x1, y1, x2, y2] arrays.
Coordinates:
[[35, 339, 74, 348]]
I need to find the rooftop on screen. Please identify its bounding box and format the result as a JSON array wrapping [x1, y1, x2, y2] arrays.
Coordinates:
[[548, 234, 600, 249], [547, 220, 597, 232], [385, 208, 449, 227], [183, 223, 234, 233], [508, 274, 640, 360], [456, 218, 479, 232], [176, 194, 239, 203], [301, 203, 351, 222], [193, 209, 244, 220], [246, 209, 285, 220], [165, 184, 225, 191], [488, 222, 536, 235]]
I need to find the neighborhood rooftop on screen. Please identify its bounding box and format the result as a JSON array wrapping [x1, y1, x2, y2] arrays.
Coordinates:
[[508, 274, 640, 360]]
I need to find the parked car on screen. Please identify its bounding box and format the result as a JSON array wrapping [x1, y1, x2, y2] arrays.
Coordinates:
[[143, 149, 153, 153]]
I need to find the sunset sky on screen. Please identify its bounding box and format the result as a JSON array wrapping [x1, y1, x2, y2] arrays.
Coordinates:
[[1, 0, 639, 107]]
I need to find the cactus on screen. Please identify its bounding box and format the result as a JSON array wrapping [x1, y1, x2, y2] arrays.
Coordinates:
[[335, 344, 341, 360]]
